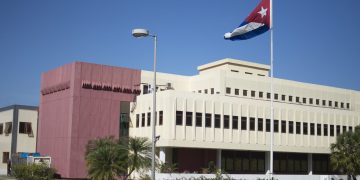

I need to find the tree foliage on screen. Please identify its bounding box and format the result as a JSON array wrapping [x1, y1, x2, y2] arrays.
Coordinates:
[[330, 126, 360, 180], [85, 136, 152, 180]]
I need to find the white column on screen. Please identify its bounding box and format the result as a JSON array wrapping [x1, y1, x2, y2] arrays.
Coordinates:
[[160, 147, 166, 163], [308, 153, 313, 175], [216, 149, 222, 169]]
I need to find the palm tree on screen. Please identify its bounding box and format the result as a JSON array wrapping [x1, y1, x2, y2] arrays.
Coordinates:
[[85, 137, 125, 180], [119, 137, 152, 179], [330, 126, 360, 180], [85, 136, 152, 180]]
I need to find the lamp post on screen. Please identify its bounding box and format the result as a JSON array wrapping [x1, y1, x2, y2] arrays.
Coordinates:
[[132, 28, 157, 180]]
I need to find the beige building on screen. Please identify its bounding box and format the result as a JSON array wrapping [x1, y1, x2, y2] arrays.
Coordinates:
[[130, 58, 360, 174], [0, 105, 38, 175]]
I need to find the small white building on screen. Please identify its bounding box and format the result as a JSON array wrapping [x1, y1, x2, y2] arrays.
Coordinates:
[[0, 105, 38, 175], [130, 58, 360, 175]]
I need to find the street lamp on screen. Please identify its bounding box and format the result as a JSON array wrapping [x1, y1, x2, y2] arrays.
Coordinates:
[[132, 28, 157, 180]]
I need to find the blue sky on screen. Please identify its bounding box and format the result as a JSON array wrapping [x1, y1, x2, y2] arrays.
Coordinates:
[[0, 0, 360, 107]]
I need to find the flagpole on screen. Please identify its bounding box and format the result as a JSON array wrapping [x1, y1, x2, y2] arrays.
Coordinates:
[[270, 0, 274, 179]]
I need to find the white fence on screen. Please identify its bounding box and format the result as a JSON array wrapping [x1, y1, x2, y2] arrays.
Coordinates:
[[155, 173, 357, 180]]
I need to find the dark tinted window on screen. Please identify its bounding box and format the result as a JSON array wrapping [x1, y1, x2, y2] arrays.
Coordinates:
[[281, 121, 286, 133], [324, 124, 328, 136], [196, 112, 202, 127], [251, 91, 256, 97], [205, 113, 211, 127], [232, 116, 238, 129], [226, 87, 231, 94], [258, 118, 263, 131], [215, 114, 221, 128], [303, 122, 308, 135], [289, 121, 294, 134], [224, 115, 229, 129], [176, 111, 183, 125], [186, 112, 192, 126], [274, 120, 279, 133], [266, 119, 271, 132], [241, 117, 247, 130], [317, 124, 322, 136], [330, 125, 334, 136], [250, 117, 255, 131], [296, 122, 301, 134], [310, 123, 315, 135], [235, 89, 239, 95], [243, 90, 248, 96]]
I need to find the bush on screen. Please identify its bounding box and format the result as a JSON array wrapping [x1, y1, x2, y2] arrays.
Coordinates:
[[12, 163, 56, 180]]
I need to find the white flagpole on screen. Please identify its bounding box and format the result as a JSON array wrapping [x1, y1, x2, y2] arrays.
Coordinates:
[[270, 0, 274, 179]]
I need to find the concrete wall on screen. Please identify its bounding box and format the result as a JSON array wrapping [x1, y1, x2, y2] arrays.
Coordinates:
[[37, 62, 141, 178]]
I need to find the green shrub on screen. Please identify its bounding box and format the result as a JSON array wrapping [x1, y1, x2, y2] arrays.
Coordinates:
[[12, 163, 56, 180]]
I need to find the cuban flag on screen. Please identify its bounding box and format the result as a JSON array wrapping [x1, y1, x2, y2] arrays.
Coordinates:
[[224, 0, 271, 40]]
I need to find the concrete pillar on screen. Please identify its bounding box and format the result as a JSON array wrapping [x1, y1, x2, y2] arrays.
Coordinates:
[[308, 153, 313, 175], [159, 147, 166, 163], [216, 149, 222, 169], [265, 151, 271, 174]]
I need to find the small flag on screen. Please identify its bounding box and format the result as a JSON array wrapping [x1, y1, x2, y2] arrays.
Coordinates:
[[224, 0, 271, 40]]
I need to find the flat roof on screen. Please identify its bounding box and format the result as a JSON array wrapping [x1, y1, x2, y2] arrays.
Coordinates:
[[197, 58, 270, 72]]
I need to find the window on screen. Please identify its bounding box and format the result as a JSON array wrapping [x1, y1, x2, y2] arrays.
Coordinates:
[[0, 123, 3, 135], [303, 122, 308, 135], [310, 123, 315, 135], [204, 89, 208, 94], [232, 116, 238, 129], [211, 88, 214, 94], [346, 103, 350, 109], [143, 85, 149, 94], [341, 102, 344, 108], [330, 125, 334, 136], [196, 113, 202, 127], [224, 115, 230, 129], [289, 96, 293, 102], [335, 101, 338, 108], [226, 87, 231, 94], [2, 152, 9, 163], [296, 97, 300, 103], [259, 91, 263, 98], [322, 100, 326, 106], [317, 124, 322, 136], [136, 114, 139, 127], [205, 113, 212, 127], [274, 94, 278, 100], [258, 118, 263, 131], [349, 126, 353, 132], [328, 101, 332, 107], [266, 119, 271, 132], [5, 122, 12, 135], [241, 117, 247, 130], [274, 120, 279, 133], [281, 95, 286, 101], [235, 89, 239, 95], [186, 112, 192, 126], [267, 93, 271, 99], [198, 90, 202, 93], [176, 111, 183, 125], [250, 118, 255, 131], [141, 113, 145, 127], [251, 91, 256, 97], [215, 114, 220, 128], [159, 111, 163, 125], [147, 112, 151, 126], [19, 122, 33, 135], [309, 98, 313, 104], [303, 98, 306, 104], [324, 124, 328, 136], [289, 121, 294, 134], [336, 125, 341, 136], [296, 122, 301, 134], [243, 90, 248, 96], [315, 99, 319, 105], [281, 120, 286, 133], [343, 126, 347, 133]]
